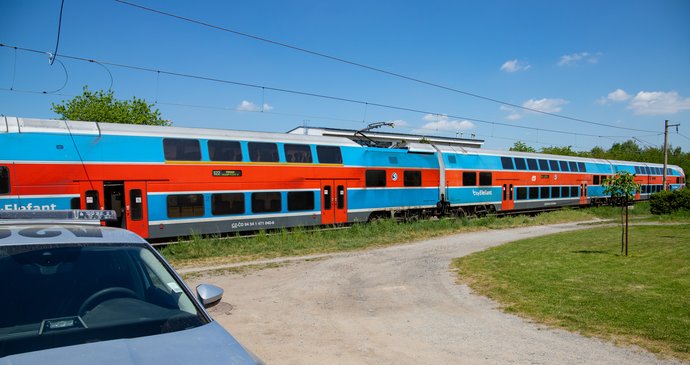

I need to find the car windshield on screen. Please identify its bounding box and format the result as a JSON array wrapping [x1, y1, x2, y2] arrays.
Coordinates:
[[0, 243, 208, 357]]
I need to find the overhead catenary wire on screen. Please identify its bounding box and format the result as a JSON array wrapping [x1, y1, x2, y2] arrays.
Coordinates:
[[114, 0, 658, 135], [0, 43, 660, 143], [48, 0, 66, 66]]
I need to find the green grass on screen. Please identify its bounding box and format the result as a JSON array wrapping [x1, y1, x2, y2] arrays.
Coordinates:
[[452, 224, 690, 361], [160, 208, 603, 268]]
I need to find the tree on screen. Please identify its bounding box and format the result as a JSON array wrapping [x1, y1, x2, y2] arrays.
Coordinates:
[[510, 141, 536, 152], [602, 172, 639, 256], [52, 86, 171, 126], [540, 145, 579, 156]]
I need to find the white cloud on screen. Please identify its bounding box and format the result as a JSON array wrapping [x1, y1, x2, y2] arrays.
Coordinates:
[[522, 98, 568, 113], [558, 52, 600, 66], [236, 100, 274, 112], [500, 59, 531, 73], [597, 88, 631, 104], [419, 114, 474, 132], [500, 105, 523, 120], [627, 91, 690, 115]]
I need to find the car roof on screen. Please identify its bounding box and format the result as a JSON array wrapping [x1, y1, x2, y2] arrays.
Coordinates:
[[0, 224, 148, 246], [0, 210, 147, 246]]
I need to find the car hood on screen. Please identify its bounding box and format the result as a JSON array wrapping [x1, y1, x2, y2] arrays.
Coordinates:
[[0, 322, 260, 365]]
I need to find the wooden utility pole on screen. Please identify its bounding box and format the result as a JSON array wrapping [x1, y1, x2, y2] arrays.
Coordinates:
[[663, 120, 681, 191]]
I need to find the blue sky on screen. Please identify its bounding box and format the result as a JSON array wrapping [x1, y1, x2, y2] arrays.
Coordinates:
[[1, 0, 689, 152]]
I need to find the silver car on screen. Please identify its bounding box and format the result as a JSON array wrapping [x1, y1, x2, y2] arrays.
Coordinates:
[[0, 210, 264, 364]]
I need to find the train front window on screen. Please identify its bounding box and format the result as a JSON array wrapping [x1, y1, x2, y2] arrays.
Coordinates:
[[0, 166, 9, 194], [0, 243, 206, 358]]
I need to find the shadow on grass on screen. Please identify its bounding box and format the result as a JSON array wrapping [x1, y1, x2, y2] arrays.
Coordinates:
[[571, 250, 609, 254]]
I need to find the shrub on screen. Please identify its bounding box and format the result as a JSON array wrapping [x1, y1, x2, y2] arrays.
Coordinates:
[[650, 188, 690, 214]]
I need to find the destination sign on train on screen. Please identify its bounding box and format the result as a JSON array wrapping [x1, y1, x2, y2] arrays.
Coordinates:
[[212, 170, 242, 177]]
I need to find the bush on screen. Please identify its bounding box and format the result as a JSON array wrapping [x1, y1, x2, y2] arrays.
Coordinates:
[[650, 188, 690, 214]]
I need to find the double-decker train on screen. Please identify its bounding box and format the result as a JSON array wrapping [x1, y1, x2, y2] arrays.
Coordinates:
[[1, 116, 685, 240]]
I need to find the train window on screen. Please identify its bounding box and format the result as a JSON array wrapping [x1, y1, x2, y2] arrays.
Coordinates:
[[167, 194, 204, 218], [462, 172, 477, 186], [212, 193, 245, 215], [365, 170, 386, 187], [85, 190, 100, 210], [288, 191, 315, 211], [551, 186, 561, 198], [570, 186, 578, 197], [593, 175, 600, 185], [526, 159, 538, 170], [248, 142, 279, 162], [641, 185, 647, 194], [337, 185, 345, 209], [500, 157, 514, 170], [284, 144, 313, 163], [516, 187, 527, 200], [0, 166, 9, 194], [163, 139, 201, 161], [514, 158, 527, 170], [559, 161, 569, 171], [252, 192, 281, 213], [538, 159, 549, 171], [578, 162, 586, 172], [404, 171, 422, 187], [634, 166, 640, 174], [540, 186, 550, 199], [208, 140, 242, 162], [316, 146, 343, 164], [548, 160, 559, 171], [130, 189, 143, 221], [448, 155, 457, 164], [529, 187, 538, 200], [561, 186, 570, 198], [70, 197, 81, 209], [479, 172, 492, 186], [644, 166, 651, 175], [568, 161, 578, 172]]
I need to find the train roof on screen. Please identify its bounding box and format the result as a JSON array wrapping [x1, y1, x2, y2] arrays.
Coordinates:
[[1, 116, 362, 147], [435, 145, 684, 173], [288, 126, 484, 148]]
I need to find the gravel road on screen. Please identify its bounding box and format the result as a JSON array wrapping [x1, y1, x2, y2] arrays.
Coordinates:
[[186, 222, 682, 365]]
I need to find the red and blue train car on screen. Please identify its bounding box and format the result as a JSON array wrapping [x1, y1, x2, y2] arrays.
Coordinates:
[[0, 117, 685, 240]]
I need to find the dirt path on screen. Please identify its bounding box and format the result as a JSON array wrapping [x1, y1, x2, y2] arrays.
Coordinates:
[[187, 222, 682, 365]]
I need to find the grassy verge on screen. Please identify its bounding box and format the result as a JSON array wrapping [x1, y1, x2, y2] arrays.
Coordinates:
[[452, 224, 690, 362], [161, 207, 603, 268]]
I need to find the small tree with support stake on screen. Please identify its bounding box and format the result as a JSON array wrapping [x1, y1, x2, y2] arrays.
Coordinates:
[[602, 172, 639, 256]]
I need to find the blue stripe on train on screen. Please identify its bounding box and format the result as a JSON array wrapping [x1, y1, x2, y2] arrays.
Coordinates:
[[146, 191, 321, 221], [447, 187, 502, 205], [0, 196, 76, 210], [346, 188, 439, 210]]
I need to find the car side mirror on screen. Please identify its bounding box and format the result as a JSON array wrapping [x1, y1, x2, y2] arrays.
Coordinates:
[[196, 284, 224, 308]]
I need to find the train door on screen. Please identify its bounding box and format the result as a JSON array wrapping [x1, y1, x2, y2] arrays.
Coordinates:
[[102, 181, 148, 238], [320, 180, 347, 225], [124, 181, 148, 238], [501, 182, 515, 211], [579, 182, 588, 205]]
